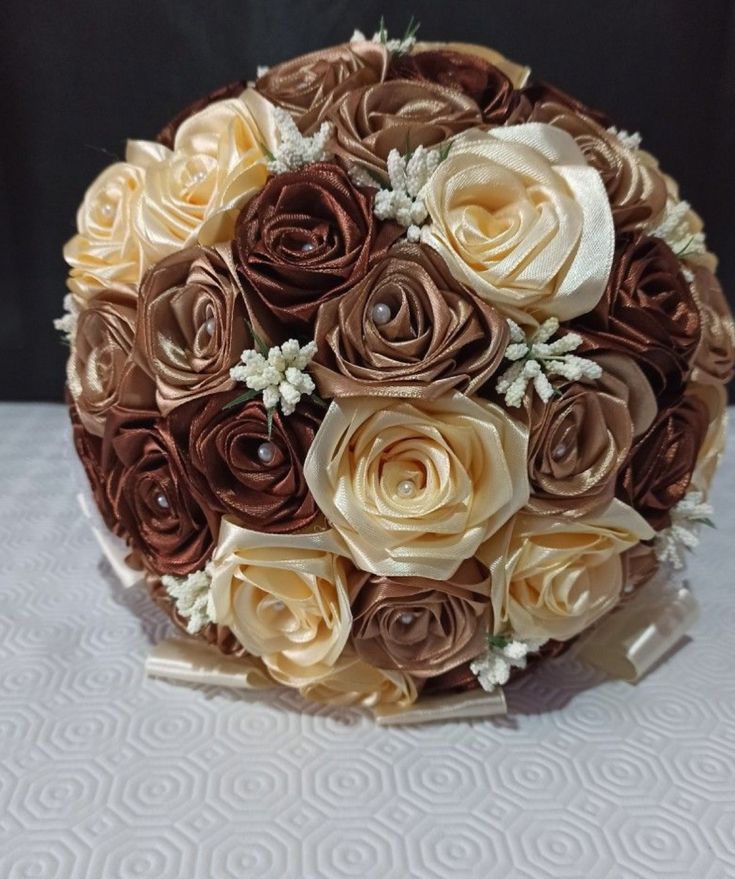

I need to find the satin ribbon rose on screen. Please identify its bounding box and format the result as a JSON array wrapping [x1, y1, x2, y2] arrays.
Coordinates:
[[311, 242, 508, 399], [299, 649, 417, 708], [478, 500, 654, 642], [209, 522, 352, 687], [421, 124, 615, 326], [303, 392, 529, 579], [689, 264, 735, 385], [411, 41, 531, 89]]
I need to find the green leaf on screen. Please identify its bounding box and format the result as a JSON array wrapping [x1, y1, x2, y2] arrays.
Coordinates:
[[488, 635, 510, 650], [698, 517, 716, 529], [246, 320, 270, 357], [222, 389, 260, 411], [402, 15, 420, 44]]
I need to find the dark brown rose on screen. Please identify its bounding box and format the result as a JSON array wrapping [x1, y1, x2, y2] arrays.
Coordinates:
[[234, 162, 400, 331], [520, 81, 613, 128], [347, 558, 491, 678], [617, 392, 710, 531], [166, 392, 321, 534], [523, 86, 667, 232], [328, 79, 482, 182], [255, 41, 388, 133], [689, 264, 735, 385], [102, 410, 216, 576], [388, 49, 526, 125], [571, 234, 701, 401], [136, 246, 251, 415], [311, 242, 508, 399], [156, 81, 247, 149], [68, 397, 119, 535], [67, 287, 155, 436]]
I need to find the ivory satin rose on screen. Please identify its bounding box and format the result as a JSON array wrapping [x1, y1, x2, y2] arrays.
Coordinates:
[[421, 124, 615, 326], [478, 500, 654, 642], [299, 650, 417, 708], [209, 522, 352, 687], [303, 392, 529, 579]]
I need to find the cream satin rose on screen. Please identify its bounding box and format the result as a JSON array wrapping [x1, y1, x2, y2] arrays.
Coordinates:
[[478, 500, 654, 642], [209, 520, 352, 687], [299, 650, 417, 708], [303, 392, 529, 579], [422, 124, 615, 326]]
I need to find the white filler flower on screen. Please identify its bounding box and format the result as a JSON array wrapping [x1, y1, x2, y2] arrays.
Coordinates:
[[267, 106, 334, 175], [654, 490, 714, 571], [53, 293, 80, 343], [230, 338, 317, 416], [470, 636, 547, 693], [162, 564, 215, 635]]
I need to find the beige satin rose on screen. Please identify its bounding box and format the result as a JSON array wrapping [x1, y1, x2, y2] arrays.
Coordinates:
[[64, 162, 145, 301], [131, 88, 277, 263], [303, 392, 529, 579], [687, 380, 728, 498], [478, 500, 654, 642], [300, 649, 418, 708], [690, 265, 735, 386], [413, 41, 531, 88], [209, 520, 352, 688], [422, 124, 615, 326]]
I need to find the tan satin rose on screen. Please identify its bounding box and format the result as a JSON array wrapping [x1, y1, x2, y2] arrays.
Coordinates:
[[135, 245, 250, 414], [478, 500, 654, 642], [209, 521, 352, 688], [131, 88, 277, 262], [328, 79, 482, 182], [311, 242, 508, 399], [422, 125, 615, 326], [690, 265, 735, 385], [67, 287, 155, 436], [64, 163, 145, 301], [687, 381, 729, 498], [412, 41, 531, 88], [303, 392, 529, 579], [299, 649, 417, 708]]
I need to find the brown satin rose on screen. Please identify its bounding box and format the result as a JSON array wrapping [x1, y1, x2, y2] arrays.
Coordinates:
[[328, 79, 482, 182], [520, 80, 612, 128], [347, 558, 491, 678], [255, 41, 388, 133], [388, 50, 525, 125], [572, 234, 701, 401], [102, 410, 216, 576], [156, 80, 247, 149], [617, 391, 710, 531], [311, 242, 508, 399], [620, 542, 660, 598], [523, 86, 667, 232], [136, 246, 251, 415], [166, 392, 321, 534], [234, 162, 400, 331], [689, 264, 735, 385], [67, 287, 155, 437]]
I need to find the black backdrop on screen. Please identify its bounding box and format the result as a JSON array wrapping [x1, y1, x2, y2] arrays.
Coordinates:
[[2, 0, 734, 401]]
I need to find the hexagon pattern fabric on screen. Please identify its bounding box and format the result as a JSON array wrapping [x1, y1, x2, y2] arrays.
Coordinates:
[[1, 403, 734, 879]]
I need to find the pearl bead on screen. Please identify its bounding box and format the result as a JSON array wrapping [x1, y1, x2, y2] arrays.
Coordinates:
[[371, 302, 392, 326], [271, 599, 285, 611], [155, 492, 169, 510], [204, 317, 216, 336], [398, 612, 416, 625], [551, 442, 569, 461], [301, 242, 316, 253], [396, 479, 415, 498], [100, 203, 113, 219], [257, 442, 276, 464], [192, 169, 206, 183]]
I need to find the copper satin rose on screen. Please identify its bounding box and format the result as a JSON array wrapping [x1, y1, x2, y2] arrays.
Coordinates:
[[234, 162, 400, 331], [523, 85, 667, 232], [102, 410, 216, 576], [689, 264, 735, 385], [388, 50, 525, 125], [166, 392, 321, 534], [255, 41, 388, 133], [572, 233, 701, 400], [617, 391, 710, 531], [520, 81, 612, 128], [328, 79, 482, 181], [136, 246, 250, 415], [67, 287, 155, 436], [156, 80, 247, 149], [311, 243, 508, 399], [347, 558, 491, 678], [525, 354, 655, 517]]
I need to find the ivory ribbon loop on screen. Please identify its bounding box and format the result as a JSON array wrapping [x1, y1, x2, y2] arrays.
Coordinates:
[[576, 574, 699, 682], [372, 688, 507, 725], [145, 637, 274, 690]]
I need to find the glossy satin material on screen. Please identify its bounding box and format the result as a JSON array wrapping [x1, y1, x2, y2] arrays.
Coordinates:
[[372, 687, 507, 725], [145, 637, 274, 689], [690, 265, 735, 385], [156, 80, 248, 149], [413, 41, 531, 89], [299, 648, 417, 708], [312, 242, 508, 399]]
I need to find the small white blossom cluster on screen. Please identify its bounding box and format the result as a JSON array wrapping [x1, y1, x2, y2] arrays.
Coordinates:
[[651, 198, 707, 258], [654, 491, 714, 570], [53, 294, 80, 343], [162, 564, 215, 635], [470, 636, 548, 693], [350, 26, 417, 55], [496, 318, 603, 407], [608, 126, 643, 151], [267, 106, 334, 175], [230, 339, 317, 416]]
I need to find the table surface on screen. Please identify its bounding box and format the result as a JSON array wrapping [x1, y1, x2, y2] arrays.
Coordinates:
[[1, 402, 734, 879]]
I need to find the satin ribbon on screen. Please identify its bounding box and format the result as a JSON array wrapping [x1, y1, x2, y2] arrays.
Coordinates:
[[372, 688, 507, 725], [145, 637, 273, 689], [575, 571, 699, 681], [77, 491, 143, 589]]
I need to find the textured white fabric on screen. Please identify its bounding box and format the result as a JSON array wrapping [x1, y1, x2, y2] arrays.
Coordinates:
[[1, 402, 734, 878]]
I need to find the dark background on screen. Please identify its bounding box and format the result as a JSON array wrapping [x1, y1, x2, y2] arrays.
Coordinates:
[[2, 0, 734, 401]]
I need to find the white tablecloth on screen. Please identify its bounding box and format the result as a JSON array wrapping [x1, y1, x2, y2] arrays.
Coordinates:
[[1, 402, 734, 879]]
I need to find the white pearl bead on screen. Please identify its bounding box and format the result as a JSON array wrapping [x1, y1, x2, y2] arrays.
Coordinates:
[[371, 302, 392, 326], [204, 317, 216, 336], [398, 611, 416, 625], [396, 479, 415, 498], [551, 442, 569, 461], [257, 442, 276, 464], [271, 599, 285, 611], [301, 242, 316, 253], [100, 203, 113, 219], [192, 169, 206, 183], [155, 492, 169, 510]]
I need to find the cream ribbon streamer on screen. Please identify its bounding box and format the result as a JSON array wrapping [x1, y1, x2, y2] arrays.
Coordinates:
[[575, 572, 699, 682], [372, 688, 507, 725], [145, 637, 274, 690]]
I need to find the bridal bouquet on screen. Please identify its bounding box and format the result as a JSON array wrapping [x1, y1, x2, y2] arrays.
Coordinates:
[[59, 24, 733, 721]]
